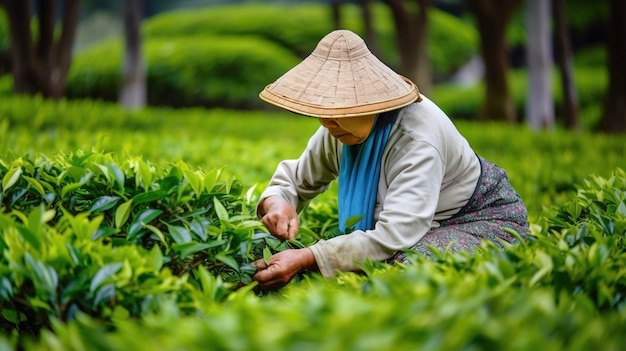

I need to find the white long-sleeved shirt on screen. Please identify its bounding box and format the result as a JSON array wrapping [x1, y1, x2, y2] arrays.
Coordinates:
[[258, 96, 481, 277]]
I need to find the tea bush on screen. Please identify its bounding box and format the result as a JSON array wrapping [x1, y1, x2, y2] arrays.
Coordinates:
[[3, 95, 625, 223], [1, 162, 624, 350], [0, 151, 303, 335]]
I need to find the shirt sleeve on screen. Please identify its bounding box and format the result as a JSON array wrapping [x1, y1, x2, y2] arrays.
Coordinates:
[[309, 141, 445, 277]]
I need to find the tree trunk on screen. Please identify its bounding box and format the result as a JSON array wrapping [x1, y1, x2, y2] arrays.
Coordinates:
[[552, 0, 580, 131], [119, 0, 146, 109], [4, 0, 80, 99], [331, 0, 342, 29], [357, 0, 381, 58], [526, 0, 554, 130], [383, 0, 433, 94], [598, 0, 626, 133], [466, 0, 522, 123]]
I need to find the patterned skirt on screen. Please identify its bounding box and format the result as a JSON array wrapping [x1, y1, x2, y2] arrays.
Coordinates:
[[391, 156, 529, 263]]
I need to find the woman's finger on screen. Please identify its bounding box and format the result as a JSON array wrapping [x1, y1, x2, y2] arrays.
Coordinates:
[[252, 259, 268, 271]]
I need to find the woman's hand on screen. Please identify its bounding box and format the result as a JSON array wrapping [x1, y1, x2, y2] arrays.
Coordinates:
[[253, 248, 317, 291], [258, 196, 299, 241]]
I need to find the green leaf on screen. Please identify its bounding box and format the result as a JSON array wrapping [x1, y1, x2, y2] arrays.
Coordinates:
[[128, 209, 163, 240], [131, 190, 168, 205], [173, 240, 225, 259], [1, 309, 26, 324], [93, 284, 116, 306], [617, 200, 626, 216], [89, 196, 120, 214], [345, 215, 364, 229], [216, 253, 239, 271], [144, 224, 169, 252], [137, 159, 153, 191], [182, 168, 203, 198], [529, 251, 553, 287], [16, 225, 40, 250], [203, 167, 222, 193], [149, 245, 164, 270], [2, 166, 22, 194], [107, 162, 125, 189], [165, 223, 192, 244], [25, 253, 58, 298], [263, 246, 272, 265], [23, 176, 46, 196], [245, 184, 257, 205], [61, 182, 83, 198], [115, 199, 133, 228], [90, 263, 123, 293], [213, 197, 229, 221], [93, 224, 120, 240]]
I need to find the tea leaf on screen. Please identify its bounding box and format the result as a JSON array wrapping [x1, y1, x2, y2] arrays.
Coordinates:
[[132, 190, 167, 205], [115, 199, 133, 228], [23, 176, 46, 196], [2, 166, 22, 194], [345, 215, 363, 229], [182, 168, 203, 198], [107, 162, 125, 189], [93, 284, 116, 306], [213, 197, 229, 221], [89, 195, 121, 214], [128, 209, 163, 240], [263, 246, 272, 265], [90, 263, 123, 293], [173, 240, 225, 259], [216, 253, 239, 271], [166, 224, 192, 244]]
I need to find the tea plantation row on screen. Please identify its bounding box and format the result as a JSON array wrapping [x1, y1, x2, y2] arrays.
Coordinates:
[[1, 96, 625, 349], [2, 95, 624, 222], [0, 152, 624, 350]]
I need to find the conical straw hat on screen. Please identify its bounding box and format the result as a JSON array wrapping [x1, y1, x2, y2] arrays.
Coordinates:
[[259, 29, 421, 118]]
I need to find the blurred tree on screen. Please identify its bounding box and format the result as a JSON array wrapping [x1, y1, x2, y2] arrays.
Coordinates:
[[119, 0, 145, 109], [331, 1, 380, 57], [552, 0, 579, 130], [525, 0, 554, 130], [1, 0, 80, 98], [331, 0, 341, 29], [357, 0, 381, 58], [598, 0, 626, 133], [466, 0, 522, 123], [381, 0, 434, 94]]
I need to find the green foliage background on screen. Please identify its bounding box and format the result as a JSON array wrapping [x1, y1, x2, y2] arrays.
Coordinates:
[[66, 3, 478, 109], [0, 2, 624, 350]]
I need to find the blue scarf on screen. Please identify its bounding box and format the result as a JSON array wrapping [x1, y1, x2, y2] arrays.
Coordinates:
[[337, 112, 397, 232]]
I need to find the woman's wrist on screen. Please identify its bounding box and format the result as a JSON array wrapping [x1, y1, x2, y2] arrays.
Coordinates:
[[301, 248, 319, 271]]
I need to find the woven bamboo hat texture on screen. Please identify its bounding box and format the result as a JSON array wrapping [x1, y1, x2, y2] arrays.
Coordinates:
[[259, 29, 421, 118]]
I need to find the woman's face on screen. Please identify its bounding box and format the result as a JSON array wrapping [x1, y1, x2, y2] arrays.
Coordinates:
[[318, 114, 376, 145]]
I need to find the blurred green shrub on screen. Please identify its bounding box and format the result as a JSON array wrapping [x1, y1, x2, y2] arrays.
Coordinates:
[[142, 3, 477, 78], [142, 3, 335, 58], [66, 3, 477, 107], [0, 74, 11, 95], [67, 35, 300, 108]]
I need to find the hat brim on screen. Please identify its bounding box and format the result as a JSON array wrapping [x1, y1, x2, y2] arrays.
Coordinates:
[[260, 75, 420, 118]]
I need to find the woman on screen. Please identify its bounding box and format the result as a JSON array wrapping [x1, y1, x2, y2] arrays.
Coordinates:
[[252, 30, 528, 290]]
